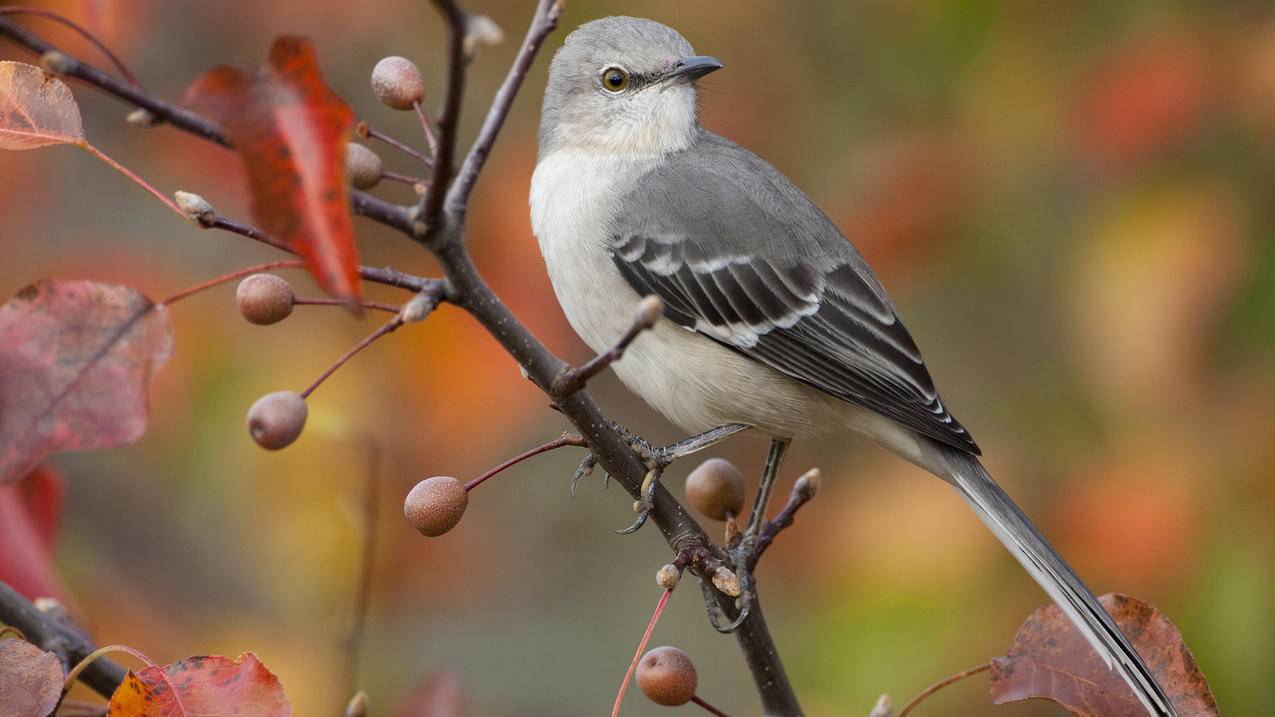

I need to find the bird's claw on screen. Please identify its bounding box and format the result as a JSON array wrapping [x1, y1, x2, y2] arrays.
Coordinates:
[[569, 454, 597, 497], [613, 467, 661, 533]]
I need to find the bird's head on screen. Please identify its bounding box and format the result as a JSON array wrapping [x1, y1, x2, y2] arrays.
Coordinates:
[[539, 16, 722, 157]]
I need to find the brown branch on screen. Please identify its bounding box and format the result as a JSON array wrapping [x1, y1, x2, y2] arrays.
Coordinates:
[[752, 468, 821, 563], [444, 0, 564, 217], [0, 581, 125, 698], [551, 295, 662, 397], [464, 432, 586, 491], [415, 0, 469, 234]]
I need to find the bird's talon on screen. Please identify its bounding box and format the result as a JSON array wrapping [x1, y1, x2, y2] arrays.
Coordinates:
[[614, 505, 650, 534], [569, 454, 597, 497]]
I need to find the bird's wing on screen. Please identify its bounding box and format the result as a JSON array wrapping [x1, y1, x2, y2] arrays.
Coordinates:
[[607, 132, 979, 454]]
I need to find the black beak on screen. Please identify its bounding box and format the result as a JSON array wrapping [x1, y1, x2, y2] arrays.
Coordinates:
[[665, 55, 724, 82]]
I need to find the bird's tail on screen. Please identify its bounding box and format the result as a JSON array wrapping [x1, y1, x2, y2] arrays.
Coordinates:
[[929, 443, 1177, 717]]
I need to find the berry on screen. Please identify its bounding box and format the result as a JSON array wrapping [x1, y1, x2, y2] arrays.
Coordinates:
[[345, 142, 384, 190], [236, 274, 294, 325], [685, 458, 744, 520], [371, 56, 424, 110], [247, 391, 307, 449], [404, 476, 468, 537], [636, 646, 697, 706]]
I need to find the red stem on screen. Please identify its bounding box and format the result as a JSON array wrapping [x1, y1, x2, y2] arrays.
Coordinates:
[[691, 695, 732, 717], [300, 317, 403, 399], [294, 297, 401, 314], [0, 6, 140, 85], [896, 662, 991, 717], [159, 260, 306, 306], [463, 433, 586, 492], [364, 124, 433, 166], [81, 141, 183, 218], [611, 589, 673, 717]]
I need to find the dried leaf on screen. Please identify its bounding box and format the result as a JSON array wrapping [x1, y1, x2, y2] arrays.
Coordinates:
[[0, 280, 174, 486], [0, 61, 84, 150], [0, 466, 67, 600], [108, 652, 290, 717], [990, 593, 1218, 716], [183, 37, 361, 303], [0, 638, 63, 717]]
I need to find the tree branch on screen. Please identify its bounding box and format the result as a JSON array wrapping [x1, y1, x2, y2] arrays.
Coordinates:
[[415, 0, 469, 233], [0, 581, 125, 699]]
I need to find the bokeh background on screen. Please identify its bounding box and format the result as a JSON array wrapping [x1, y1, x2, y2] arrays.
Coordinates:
[[2, 0, 1274, 714]]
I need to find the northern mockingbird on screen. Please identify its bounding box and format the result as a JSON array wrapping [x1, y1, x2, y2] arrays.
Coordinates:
[[530, 16, 1174, 717]]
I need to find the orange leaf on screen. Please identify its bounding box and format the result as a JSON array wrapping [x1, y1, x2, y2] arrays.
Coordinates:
[[0, 280, 174, 485], [0, 638, 63, 717], [990, 593, 1218, 716], [183, 37, 361, 303], [0, 60, 85, 149], [108, 652, 290, 717]]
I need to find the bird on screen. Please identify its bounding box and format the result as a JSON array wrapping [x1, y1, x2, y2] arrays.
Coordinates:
[[529, 16, 1175, 717]]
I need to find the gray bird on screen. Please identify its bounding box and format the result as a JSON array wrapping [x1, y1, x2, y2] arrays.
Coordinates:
[[531, 16, 1175, 717]]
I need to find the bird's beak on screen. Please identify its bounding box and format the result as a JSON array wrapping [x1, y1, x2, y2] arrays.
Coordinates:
[[664, 55, 724, 82]]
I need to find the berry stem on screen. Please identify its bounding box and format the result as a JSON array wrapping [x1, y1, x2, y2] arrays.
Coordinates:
[[294, 297, 402, 314], [896, 662, 991, 717], [413, 100, 440, 159], [691, 695, 732, 717], [611, 589, 673, 717], [361, 122, 433, 166], [300, 316, 404, 399], [63, 644, 159, 693], [464, 433, 587, 492], [0, 625, 25, 641], [381, 170, 426, 186], [160, 260, 306, 306]]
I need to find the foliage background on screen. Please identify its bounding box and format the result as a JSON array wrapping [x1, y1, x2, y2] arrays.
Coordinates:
[[2, 0, 1273, 714]]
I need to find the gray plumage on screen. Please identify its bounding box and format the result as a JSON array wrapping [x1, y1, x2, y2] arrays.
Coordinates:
[[531, 16, 1175, 717]]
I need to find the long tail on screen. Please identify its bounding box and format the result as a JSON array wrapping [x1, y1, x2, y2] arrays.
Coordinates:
[[928, 442, 1177, 717]]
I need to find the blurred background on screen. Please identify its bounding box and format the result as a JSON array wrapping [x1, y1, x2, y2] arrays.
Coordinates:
[[2, 0, 1273, 714]]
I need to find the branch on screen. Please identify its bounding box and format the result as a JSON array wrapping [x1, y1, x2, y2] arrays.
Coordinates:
[[551, 295, 661, 397], [752, 468, 821, 563], [0, 14, 409, 233], [415, 0, 469, 233], [0, 581, 125, 699], [444, 0, 564, 217]]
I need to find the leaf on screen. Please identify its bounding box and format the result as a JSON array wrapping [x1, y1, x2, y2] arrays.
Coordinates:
[[0, 280, 174, 486], [183, 37, 361, 303], [107, 652, 290, 717], [0, 466, 68, 600], [0, 61, 85, 150], [0, 638, 63, 717], [990, 593, 1219, 716]]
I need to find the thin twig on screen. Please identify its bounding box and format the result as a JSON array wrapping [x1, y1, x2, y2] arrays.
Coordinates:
[[611, 589, 673, 717], [552, 296, 661, 397], [159, 260, 305, 306], [295, 297, 402, 314], [0, 6, 140, 85], [752, 468, 820, 562], [381, 170, 426, 186], [896, 662, 992, 717], [360, 121, 433, 166], [445, 0, 563, 216], [464, 432, 586, 492], [80, 142, 184, 217], [300, 316, 405, 399], [413, 101, 440, 159], [691, 695, 732, 717], [416, 0, 468, 234]]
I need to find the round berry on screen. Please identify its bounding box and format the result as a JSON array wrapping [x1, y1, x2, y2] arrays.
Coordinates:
[[404, 476, 468, 537], [345, 142, 384, 190], [685, 458, 745, 520], [636, 646, 697, 706], [236, 274, 294, 325], [247, 391, 307, 449], [371, 56, 425, 110]]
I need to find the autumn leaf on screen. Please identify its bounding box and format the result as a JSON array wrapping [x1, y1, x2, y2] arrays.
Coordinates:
[[990, 593, 1218, 716], [0, 638, 63, 717], [0, 280, 174, 486], [0, 60, 84, 150], [183, 37, 361, 303], [108, 652, 290, 717], [0, 466, 68, 601]]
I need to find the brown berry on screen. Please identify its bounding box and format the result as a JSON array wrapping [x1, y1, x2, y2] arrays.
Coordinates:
[[236, 274, 294, 325], [404, 476, 468, 537], [685, 458, 744, 520], [247, 391, 307, 449], [345, 142, 384, 190], [371, 56, 424, 110], [636, 646, 697, 706]]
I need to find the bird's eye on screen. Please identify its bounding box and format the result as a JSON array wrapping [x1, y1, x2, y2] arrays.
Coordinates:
[[602, 67, 629, 92]]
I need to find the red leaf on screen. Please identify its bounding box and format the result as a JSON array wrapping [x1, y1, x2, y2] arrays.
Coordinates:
[[0, 280, 174, 486], [183, 37, 361, 303], [107, 652, 290, 717], [0, 638, 63, 717], [990, 593, 1218, 716], [0, 60, 85, 150], [0, 466, 67, 600]]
